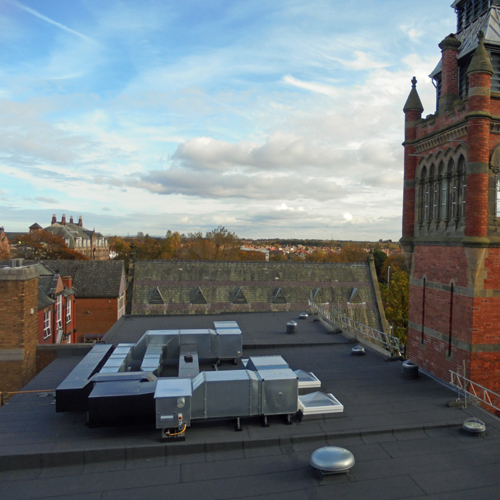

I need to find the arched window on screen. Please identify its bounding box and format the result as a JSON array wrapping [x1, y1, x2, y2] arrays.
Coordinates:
[[430, 165, 438, 220], [442, 159, 453, 220], [457, 156, 466, 219], [451, 163, 459, 220], [420, 167, 428, 223]]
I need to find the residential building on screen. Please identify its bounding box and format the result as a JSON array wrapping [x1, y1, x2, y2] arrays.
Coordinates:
[[42, 260, 126, 342], [402, 1, 500, 394], [36, 263, 76, 344], [43, 214, 110, 260]]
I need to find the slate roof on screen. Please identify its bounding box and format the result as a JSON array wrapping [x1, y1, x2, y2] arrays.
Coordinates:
[[2, 312, 500, 499], [41, 260, 125, 298], [131, 261, 383, 331], [35, 263, 75, 311], [430, 6, 500, 78]]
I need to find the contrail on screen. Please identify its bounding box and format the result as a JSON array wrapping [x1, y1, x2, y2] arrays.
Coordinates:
[[7, 0, 95, 42]]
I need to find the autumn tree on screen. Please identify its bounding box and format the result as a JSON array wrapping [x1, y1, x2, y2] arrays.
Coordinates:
[[338, 243, 369, 263], [372, 246, 387, 276], [379, 252, 407, 283], [380, 268, 409, 347], [18, 231, 88, 260]]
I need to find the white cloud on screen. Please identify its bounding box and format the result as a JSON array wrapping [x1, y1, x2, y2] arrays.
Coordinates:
[[325, 51, 389, 70]]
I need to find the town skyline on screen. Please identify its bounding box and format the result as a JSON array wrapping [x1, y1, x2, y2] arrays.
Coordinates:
[[1, 0, 455, 239]]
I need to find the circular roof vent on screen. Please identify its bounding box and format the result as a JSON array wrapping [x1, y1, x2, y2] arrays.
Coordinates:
[[310, 446, 355, 475], [286, 320, 298, 334], [299, 312, 309, 319], [462, 417, 486, 437], [351, 345, 365, 356], [401, 359, 419, 379]]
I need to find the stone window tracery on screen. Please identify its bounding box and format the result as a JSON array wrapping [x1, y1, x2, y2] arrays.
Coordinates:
[[416, 151, 466, 231]]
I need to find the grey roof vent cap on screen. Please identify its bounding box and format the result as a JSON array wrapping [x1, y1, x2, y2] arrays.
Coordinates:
[[310, 446, 355, 475]]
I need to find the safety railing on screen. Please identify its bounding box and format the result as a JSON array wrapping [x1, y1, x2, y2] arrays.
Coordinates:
[[309, 299, 401, 356], [449, 369, 500, 413]]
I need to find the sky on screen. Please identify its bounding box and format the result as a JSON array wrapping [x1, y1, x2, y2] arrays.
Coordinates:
[[0, 0, 456, 240]]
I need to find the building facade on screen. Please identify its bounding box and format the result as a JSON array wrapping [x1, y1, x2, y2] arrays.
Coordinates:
[[403, 1, 500, 392], [41, 260, 126, 342], [36, 264, 77, 344], [43, 214, 109, 260]]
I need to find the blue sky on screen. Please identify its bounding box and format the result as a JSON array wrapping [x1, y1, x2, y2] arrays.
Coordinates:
[[0, 0, 455, 239]]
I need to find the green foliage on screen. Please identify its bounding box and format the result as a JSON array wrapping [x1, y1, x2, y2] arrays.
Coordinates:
[[380, 269, 409, 347], [372, 247, 387, 276]]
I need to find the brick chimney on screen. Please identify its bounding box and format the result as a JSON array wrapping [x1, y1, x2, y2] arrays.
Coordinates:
[[438, 34, 461, 110], [62, 276, 72, 289], [51, 214, 57, 225], [61, 214, 66, 225], [70, 216, 74, 224], [78, 216, 83, 227]]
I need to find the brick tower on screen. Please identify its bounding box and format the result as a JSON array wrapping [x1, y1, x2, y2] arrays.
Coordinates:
[[402, 1, 500, 393]]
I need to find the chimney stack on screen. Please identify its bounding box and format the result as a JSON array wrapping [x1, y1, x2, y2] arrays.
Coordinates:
[[438, 34, 461, 110], [51, 214, 56, 225], [78, 216, 83, 227], [70, 216, 74, 224], [62, 276, 72, 289], [61, 214, 66, 225]]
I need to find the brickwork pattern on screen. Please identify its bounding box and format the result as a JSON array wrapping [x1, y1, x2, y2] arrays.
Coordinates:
[[75, 297, 119, 341], [0, 272, 38, 393]]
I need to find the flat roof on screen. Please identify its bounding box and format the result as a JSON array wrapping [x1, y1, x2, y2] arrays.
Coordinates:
[[2, 311, 500, 499]]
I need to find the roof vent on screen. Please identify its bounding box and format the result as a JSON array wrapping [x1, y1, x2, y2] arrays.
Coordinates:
[[149, 287, 165, 305], [286, 320, 297, 334], [462, 417, 486, 437], [351, 345, 365, 356], [401, 359, 419, 379], [233, 287, 247, 304], [273, 288, 287, 304], [310, 446, 355, 475], [191, 287, 207, 305]]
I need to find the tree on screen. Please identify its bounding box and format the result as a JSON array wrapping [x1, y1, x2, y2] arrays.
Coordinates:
[[18, 231, 88, 260], [338, 243, 369, 263], [379, 252, 407, 283], [372, 247, 387, 277], [380, 269, 409, 347]]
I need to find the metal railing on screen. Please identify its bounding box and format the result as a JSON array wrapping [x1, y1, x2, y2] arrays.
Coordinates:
[[449, 369, 500, 413], [309, 300, 401, 356]]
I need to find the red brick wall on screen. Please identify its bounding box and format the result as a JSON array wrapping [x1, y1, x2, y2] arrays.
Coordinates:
[[75, 297, 118, 341], [0, 269, 38, 393]]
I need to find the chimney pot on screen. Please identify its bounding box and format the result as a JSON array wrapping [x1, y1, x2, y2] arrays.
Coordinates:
[[78, 216, 83, 227], [70, 216, 74, 224], [62, 214, 66, 225], [51, 214, 57, 225]]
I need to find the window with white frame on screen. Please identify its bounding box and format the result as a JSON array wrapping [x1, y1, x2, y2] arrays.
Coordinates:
[[44, 310, 51, 339], [66, 298, 72, 324], [56, 295, 62, 328]]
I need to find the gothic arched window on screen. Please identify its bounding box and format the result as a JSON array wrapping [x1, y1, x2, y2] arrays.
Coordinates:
[[458, 156, 466, 219], [429, 165, 436, 220], [442, 159, 452, 220]]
